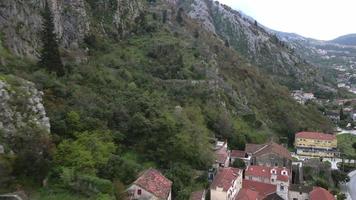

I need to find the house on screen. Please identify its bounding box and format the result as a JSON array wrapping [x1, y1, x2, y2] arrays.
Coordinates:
[[235, 188, 259, 200], [214, 141, 230, 168], [324, 111, 340, 123], [127, 168, 172, 200], [309, 187, 335, 200], [245, 142, 292, 169], [245, 166, 290, 200], [210, 167, 243, 200], [242, 180, 278, 200], [230, 150, 249, 166], [295, 132, 339, 158], [190, 190, 206, 200], [288, 184, 312, 200]]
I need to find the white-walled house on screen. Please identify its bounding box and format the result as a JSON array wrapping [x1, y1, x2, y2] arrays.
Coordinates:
[[127, 168, 172, 200], [210, 167, 242, 200], [245, 166, 290, 200]]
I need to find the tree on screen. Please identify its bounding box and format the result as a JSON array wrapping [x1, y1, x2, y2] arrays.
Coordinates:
[[54, 130, 116, 174], [352, 142, 356, 151], [232, 158, 246, 169], [331, 170, 350, 187], [39, 2, 65, 76]]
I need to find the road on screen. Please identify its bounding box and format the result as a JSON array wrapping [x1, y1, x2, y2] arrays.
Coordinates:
[[348, 170, 356, 200]]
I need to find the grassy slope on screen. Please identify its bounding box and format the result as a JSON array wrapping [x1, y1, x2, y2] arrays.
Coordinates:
[[337, 134, 356, 159]]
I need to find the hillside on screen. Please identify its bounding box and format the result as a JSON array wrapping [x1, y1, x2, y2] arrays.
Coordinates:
[[174, 0, 333, 90], [0, 0, 333, 199], [331, 34, 356, 46]]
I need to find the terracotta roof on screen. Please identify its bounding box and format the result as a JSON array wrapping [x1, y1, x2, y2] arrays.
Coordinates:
[[211, 167, 241, 192], [296, 132, 336, 141], [231, 150, 246, 158], [289, 184, 313, 193], [190, 190, 205, 200], [235, 188, 259, 200], [245, 144, 264, 154], [242, 180, 276, 199], [310, 187, 335, 200], [133, 168, 172, 199], [245, 166, 289, 183], [253, 142, 292, 160]]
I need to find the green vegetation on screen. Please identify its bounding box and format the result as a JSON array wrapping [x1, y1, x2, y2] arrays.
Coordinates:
[[0, 1, 334, 199], [337, 134, 356, 159], [38, 2, 65, 76]]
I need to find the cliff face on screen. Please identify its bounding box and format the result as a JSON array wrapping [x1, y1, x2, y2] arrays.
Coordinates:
[[0, 75, 50, 138], [0, 0, 143, 58], [179, 0, 322, 88]]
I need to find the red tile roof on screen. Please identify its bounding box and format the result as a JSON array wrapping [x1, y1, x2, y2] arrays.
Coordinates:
[[134, 168, 172, 199], [231, 150, 246, 158], [190, 190, 205, 200], [253, 142, 292, 160], [242, 180, 276, 199], [296, 132, 336, 141], [235, 188, 259, 200], [245, 166, 290, 183], [245, 144, 264, 154], [310, 187, 335, 200], [211, 167, 241, 192]]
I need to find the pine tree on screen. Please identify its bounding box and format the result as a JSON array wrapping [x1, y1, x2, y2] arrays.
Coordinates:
[[39, 2, 65, 76]]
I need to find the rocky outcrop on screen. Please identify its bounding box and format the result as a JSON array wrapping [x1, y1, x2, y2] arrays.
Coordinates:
[[113, 0, 144, 37], [0, 75, 50, 138], [182, 0, 320, 87]]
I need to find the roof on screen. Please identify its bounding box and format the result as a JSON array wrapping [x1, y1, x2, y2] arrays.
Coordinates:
[[235, 188, 259, 200], [133, 168, 172, 199], [295, 132, 336, 141], [245, 144, 264, 154], [264, 193, 284, 200], [231, 150, 246, 158], [190, 190, 205, 200], [211, 167, 241, 192], [245, 166, 289, 182], [289, 184, 313, 193], [309, 187, 335, 200], [253, 142, 292, 160], [242, 180, 276, 199]]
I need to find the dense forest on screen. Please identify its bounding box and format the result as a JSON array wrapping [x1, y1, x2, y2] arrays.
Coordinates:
[[0, 0, 334, 199]]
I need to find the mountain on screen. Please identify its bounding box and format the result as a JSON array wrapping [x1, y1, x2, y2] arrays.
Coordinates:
[[331, 34, 356, 46], [176, 0, 332, 90], [0, 0, 333, 198]]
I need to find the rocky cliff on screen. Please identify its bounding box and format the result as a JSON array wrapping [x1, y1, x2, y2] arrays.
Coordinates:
[[0, 0, 143, 59], [177, 0, 323, 88], [0, 75, 50, 139]]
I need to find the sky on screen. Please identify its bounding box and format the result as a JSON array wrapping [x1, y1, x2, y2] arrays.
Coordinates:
[[217, 0, 356, 40]]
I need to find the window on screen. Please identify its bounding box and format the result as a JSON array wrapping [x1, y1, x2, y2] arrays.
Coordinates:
[[271, 179, 275, 182], [300, 192, 303, 195], [280, 186, 284, 191], [137, 189, 142, 195], [293, 198, 298, 200]]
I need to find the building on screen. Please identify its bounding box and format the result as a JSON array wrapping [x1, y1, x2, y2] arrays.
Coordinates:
[[190, 190, 206, 200], [214, 141, 230, 168], [295, 132, 339, 158], [291, 90, 316, 105], [245, 142, 292, 169], [210, 167, 243, 200], [245, 166, 290, 200], [127, 168, 172, 200], [309, 187, 335, 200], [242, 180, 278, 200], [230, 150, 249, 166], [288, 184, 312, 200], [235, 188, 259, 200]]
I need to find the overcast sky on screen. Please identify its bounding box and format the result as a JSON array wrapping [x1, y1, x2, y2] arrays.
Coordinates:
[[217, 0, 356, 40]]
